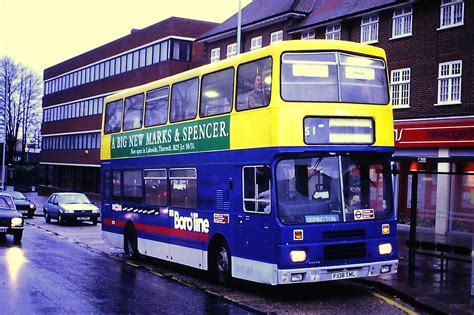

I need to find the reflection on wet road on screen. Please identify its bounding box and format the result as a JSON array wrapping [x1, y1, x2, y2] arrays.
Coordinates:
[[0, 227, 254, 314]]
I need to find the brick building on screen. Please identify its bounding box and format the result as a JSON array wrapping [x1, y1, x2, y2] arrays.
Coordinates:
[[198, 0, 474, 234], [40, 17, 216, 196]]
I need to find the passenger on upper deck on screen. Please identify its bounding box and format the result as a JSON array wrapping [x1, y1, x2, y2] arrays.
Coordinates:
[[246, 74, 269, 108]]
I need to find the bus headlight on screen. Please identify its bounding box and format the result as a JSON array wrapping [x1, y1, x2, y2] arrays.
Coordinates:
[[379, 243, 392, 255], [290, 250, 307, 263], [11, 218, 23, 227]]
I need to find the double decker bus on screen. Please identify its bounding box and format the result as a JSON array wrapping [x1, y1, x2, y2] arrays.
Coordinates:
[[100, 40, 397, 285]]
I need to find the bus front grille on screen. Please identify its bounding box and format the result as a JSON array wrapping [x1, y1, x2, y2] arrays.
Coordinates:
[[324, 242, 366, 261], [323, 230, 365, 239]]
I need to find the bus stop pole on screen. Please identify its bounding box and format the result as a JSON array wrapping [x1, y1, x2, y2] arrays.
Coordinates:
[[408, 171, 418, 272], [471, 237, 474, 296]]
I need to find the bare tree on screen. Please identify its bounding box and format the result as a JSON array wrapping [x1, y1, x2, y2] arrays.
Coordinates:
[[0, 57, 42, 164]]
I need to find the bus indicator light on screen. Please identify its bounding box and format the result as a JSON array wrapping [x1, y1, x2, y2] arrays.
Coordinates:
[[293, 230, 303, 240], [382, 224, 390, 235]]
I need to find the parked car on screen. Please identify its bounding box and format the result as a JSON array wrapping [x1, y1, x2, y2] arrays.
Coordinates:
[[4, 191, 36, 218], [43, 192, 100, 225], [0, 193, 24, 242]]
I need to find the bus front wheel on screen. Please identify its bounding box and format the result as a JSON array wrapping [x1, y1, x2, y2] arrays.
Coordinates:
[[212, 242, 231, 285]]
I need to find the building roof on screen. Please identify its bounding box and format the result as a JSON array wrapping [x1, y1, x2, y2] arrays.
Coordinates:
[[44, 17, 217, 79], [198, 0, 317, 42], [291, 0, 406, 32]]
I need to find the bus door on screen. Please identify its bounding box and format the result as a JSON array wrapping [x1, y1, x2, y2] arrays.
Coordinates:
[[238, 165, 275, 262]]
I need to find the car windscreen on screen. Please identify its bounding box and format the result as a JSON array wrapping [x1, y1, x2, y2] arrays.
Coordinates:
[[9, 191, 26, 200], [58, 194, 91, 205], [0, 196, 15, 210], [281, 52, 389, 104]]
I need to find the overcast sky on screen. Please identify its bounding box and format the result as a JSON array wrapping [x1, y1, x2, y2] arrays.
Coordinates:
[[0, 0, 251, 76]]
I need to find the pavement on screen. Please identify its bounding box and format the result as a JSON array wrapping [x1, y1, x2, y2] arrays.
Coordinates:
[[24, 192, 474, 314]]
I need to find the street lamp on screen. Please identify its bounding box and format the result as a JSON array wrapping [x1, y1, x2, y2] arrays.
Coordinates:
[[237, 0, 242, 55], [1, 105, 6, 191]]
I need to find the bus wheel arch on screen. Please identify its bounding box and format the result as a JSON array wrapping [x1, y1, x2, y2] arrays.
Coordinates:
[[124, 221, 140, 261], [208, 234, 232, 285]]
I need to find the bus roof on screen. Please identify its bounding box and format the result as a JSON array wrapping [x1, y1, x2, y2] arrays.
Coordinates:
[[105, 40, 386, 102]]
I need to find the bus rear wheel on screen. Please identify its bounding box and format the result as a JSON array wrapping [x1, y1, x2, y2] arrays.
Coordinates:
[[124, 225, 140, 261], [212, 242, 231, 285]]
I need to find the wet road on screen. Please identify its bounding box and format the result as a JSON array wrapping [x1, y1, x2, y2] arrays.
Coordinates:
[[0, 227, 254, 314]]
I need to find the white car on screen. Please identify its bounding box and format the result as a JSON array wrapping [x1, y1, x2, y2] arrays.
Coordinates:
[[0, 193, 24, 242], [43, 192, 100, 225]]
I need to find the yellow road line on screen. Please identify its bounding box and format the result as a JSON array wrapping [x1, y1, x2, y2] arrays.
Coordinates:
[[125, 261, 140, 267], [151, 271, 164, 277], [371, 291, 417, 315]]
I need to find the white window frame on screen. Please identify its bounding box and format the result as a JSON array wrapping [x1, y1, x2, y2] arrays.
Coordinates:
[[242, 165, 271, 214], [390, 68, 411, 109], [250, 36, 262, 50], [439, 0, 464, 29], [437, 60, 462, 105], [226, 43, 237, 58], [325, 24, 341, 40], [391, 6, 412, 39], [210, 47, 220, 63], [270, 30, 283, 44], [301, 30, 315, 40], [360, 15, 379, 44]]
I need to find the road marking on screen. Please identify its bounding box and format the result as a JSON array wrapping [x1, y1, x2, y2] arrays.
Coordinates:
[[125, 261, 140, 267], [371, 291, 417, 315], [150, 271, 164, 277]]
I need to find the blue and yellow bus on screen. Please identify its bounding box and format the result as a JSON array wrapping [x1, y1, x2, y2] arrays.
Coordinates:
[[101, 40, 397, 285]]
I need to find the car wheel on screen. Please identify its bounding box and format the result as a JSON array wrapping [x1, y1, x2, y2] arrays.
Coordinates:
[[91, 218, 98, 226], [0, 233, 6, 243], [124, 225, 140, 260], [45, 212, 51, 223], [57, 213, 63, 225], [213, 242, 231, 285], [13, 231, 23, 243], [27, 213, 33, 219]]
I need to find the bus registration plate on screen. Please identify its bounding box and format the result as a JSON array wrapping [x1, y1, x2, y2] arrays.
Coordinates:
[[331, 271, 358, 280]]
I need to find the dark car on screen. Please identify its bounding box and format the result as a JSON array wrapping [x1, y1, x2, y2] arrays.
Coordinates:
[[0, 193, 24, 242], [43, 192, 100, 225], [4, 191, 36, 218]]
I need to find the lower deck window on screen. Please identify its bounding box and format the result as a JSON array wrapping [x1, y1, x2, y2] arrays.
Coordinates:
[[169, 168, 197, 208], [123, 170, 143, 203], [112, 171, 121, 199], [144, 169, 168, 206]]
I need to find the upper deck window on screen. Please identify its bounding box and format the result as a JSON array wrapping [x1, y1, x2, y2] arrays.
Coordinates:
[[281, 52, 388, 105], [145, 87, 169, 127], [123, 93, 144, 131], [200, 68, 234, 117], [170, 78, 199, 122], [236, 57, 272, 111], [104, 100, 123, 134]]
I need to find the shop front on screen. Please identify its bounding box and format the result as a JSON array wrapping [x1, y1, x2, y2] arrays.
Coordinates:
[[394, 116, 474, 235]]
